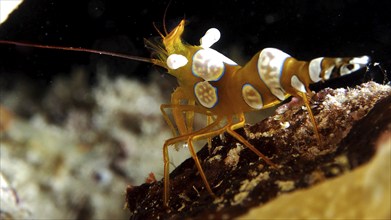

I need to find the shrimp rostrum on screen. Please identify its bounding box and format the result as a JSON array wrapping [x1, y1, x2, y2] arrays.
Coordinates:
[[146, 20, 369, 206]]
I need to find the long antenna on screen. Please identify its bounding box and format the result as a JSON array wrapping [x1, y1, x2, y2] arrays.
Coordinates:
[[0, 40, 166, 68], [162, 0, 173, 35]]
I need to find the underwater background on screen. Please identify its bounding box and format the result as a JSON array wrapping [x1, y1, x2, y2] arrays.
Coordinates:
[[1, 0, 390, 83], [0, 0, 390, 219]]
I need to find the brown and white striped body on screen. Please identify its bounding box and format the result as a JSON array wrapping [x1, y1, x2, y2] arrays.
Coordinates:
[[184, 46, 369, 116]]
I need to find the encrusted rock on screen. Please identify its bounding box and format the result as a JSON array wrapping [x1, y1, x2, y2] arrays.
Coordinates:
[[126, 82, 391, 219]]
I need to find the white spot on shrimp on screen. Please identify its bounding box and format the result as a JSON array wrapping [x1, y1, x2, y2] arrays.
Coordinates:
[[309, 57, 323, 82], [350, 55, 370, 65], [192, 48, 237, 82], [340, 55, 370, 76], [291, 75, 307, 93], [192, 49, 225, 81], [194, 81, 218, 108], [257, 48, 290, 101], [200, 28, 221, 48], [242, 83, 263, 109], [324, 65, 335, 80], [340, 64, 359, 76]]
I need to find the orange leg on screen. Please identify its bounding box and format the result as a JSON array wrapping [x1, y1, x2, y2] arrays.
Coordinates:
[[297, 92, 321, 142], [161, 102, 213, 136], [185, 118, 229, 198], [160, 88, 190, 137], [226, 114, 278, 168], [161, 87, 209, 137], [162, 115, 224, 206], [170, 87, 195, 135], [160, 104, 179, 138], [163, 112, 279, 206], [206, 115, 214, 152]]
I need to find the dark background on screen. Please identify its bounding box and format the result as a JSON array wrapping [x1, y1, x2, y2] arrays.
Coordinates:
[[0, 0, 390, 87]]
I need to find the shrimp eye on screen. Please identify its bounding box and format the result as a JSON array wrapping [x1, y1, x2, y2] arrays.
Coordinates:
[[167, 54, 188, 70]]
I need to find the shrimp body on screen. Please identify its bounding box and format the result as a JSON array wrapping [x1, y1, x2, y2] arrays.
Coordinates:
[[149, 20, 369, 206]]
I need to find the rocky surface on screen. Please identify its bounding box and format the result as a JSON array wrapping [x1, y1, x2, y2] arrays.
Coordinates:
[[126, 81, 391, 219]]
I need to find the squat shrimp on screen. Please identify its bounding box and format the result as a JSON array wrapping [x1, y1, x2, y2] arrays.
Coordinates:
[[0, 19, 370, 207]]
